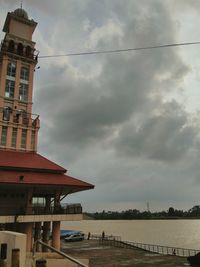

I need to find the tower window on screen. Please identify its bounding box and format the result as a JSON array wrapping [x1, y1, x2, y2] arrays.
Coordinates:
[[8, 40, 15, 53], [7, 62, 16, 77], [11, 128, 17, 147], [26, 46, 32, 58], [5, 80, 15, 98], [1, 126, 7, 146], [21, 129, 27, 149], [17, 43, 23, 56], [20, 67, 29, 81], [19, 83, 28, 101], [3, 107, 12, 121]]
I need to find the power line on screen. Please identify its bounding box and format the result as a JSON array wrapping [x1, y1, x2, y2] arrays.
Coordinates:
[[38, 41, 200, 59]]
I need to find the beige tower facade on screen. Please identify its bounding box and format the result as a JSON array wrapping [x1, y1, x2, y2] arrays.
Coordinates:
[[0, 8, 39, 152]]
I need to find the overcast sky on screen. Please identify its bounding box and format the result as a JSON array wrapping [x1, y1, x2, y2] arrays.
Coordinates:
[[1, 0, 200, 212]]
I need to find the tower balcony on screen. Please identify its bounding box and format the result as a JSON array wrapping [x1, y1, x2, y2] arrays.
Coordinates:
[[0, 108, 40, 129], [0, 39, 38, 62]]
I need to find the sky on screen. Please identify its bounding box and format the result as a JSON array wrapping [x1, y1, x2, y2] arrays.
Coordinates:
[[1, 0, 200, 212]]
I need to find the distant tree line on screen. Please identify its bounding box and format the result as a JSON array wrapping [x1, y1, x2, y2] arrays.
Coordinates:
[[86, 205, 200, 220]]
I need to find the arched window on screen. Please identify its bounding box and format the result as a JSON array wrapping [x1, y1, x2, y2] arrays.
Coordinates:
[[26, 46, 32, 58], [7, 62, 16, 77], [17, 43, 23, 56], [8, 40, 15, 52]]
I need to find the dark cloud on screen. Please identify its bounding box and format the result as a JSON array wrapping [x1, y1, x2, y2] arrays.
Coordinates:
[[34, 0, 191, 164], [1, 0, 200, 211], [113, 101, 197, 161]]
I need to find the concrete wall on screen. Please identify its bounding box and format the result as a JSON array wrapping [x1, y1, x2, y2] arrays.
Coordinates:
[[0, 231, 26, 267], [0, 213, 83, 223], [26, 252, 89, 267]]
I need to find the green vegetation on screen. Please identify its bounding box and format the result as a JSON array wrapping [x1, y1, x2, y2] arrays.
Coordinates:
[[86, 205, 200, 220]]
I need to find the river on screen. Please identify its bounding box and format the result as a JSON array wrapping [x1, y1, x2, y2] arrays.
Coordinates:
[[61, 219, 200, 250]]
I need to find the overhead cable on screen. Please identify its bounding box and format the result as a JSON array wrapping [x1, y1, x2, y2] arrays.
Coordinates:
[[38, 41, 200, 59]]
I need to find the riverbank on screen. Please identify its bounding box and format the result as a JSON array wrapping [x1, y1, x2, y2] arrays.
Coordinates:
[[61, 239, 189, 267]]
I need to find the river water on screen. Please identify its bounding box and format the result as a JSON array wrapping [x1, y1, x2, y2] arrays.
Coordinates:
[[61, 220, 200, 250]]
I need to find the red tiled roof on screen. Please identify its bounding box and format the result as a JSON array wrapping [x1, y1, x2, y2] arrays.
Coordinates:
[[0, 170, 94, 190], [0, 150, 66, 173]]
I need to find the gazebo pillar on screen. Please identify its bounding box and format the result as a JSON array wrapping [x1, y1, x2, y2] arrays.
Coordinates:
[[34, 222, 42, 252], [52, 221, 60, 250], [42, 221, 51, 252], [22, 223, 33, 252]]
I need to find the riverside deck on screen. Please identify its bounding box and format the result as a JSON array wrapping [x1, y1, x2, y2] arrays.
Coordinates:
[[61, 239, 190, 267]]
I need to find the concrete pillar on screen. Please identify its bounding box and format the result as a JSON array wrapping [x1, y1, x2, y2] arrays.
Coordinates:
[[34, 222, 42, 252], [22, 223, 33, 252], [6, 126, 12, 148], [14, 60, 21, 100], [52, 221, 60, 250], [42, 222, 51, 252], [26, 128, 32, 151], [16, 128, 22, 150]]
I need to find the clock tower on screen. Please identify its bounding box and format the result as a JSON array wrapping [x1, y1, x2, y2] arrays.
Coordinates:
[[0, 8, 39, 151]]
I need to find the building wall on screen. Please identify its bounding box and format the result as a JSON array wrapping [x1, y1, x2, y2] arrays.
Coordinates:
[[26, 252, 89, 267], [0, 231, 26, 267], [9, 20, 34, 40]]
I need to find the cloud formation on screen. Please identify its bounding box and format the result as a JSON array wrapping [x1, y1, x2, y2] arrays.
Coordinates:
[[1, 0, 200, 211]]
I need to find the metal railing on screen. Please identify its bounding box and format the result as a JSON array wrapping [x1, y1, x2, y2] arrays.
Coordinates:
[[90, 233, 121, 241], [124, 241, 200, 257], [100, 238, 200, 257], [0, 108, 40, 128], [32, 203, 82, 215], [0, 203, 82, 216]]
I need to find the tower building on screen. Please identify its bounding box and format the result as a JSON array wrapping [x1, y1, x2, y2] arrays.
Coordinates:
[[0, 8, 39, 151], [0, 8, 94, 252]]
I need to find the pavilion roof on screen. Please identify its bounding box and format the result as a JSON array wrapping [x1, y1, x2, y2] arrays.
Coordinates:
[[0, 150, 94, 194], [0, 170, 94, 192], [0, 150, 66, 173]]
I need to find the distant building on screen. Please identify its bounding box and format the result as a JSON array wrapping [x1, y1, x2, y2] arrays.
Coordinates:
[[0, 7, 94, 252]]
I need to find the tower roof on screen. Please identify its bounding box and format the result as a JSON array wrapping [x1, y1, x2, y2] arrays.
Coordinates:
[[13, 8, 28, 20], [3, 9, 37, 33]]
